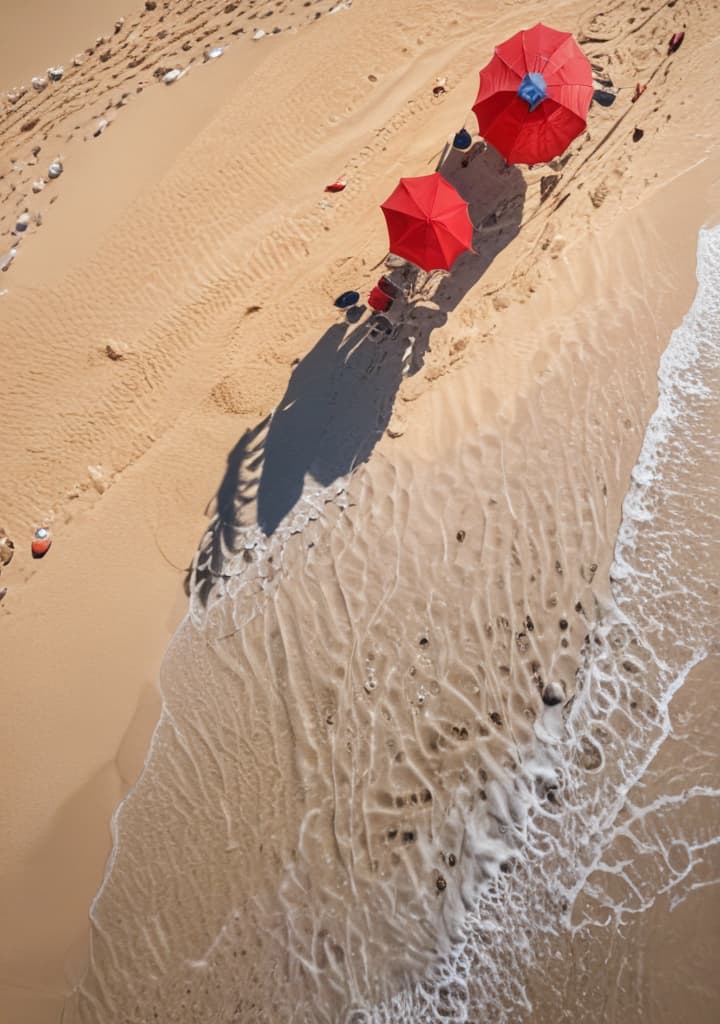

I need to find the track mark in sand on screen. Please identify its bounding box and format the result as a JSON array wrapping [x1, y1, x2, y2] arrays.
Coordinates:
[[0, 0, 351, 261]]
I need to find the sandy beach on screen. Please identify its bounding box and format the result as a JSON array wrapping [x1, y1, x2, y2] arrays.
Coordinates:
[[1, 1, 719, 1021]]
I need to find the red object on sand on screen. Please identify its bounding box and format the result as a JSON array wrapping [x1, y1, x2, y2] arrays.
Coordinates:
[[324, 178, 346, 193], [668, 32, 685, 54], [472, 22, 592, 164], [368, 286, 392, 312], [31, 527, 52, 558], [380, 173, 473, 273]]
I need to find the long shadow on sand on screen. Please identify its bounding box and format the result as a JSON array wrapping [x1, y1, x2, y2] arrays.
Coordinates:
[[189, 145, 525, 604]]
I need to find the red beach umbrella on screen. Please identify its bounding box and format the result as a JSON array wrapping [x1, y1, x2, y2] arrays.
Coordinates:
[[472, 22, 592, 164], [380, 173, 473, 273]]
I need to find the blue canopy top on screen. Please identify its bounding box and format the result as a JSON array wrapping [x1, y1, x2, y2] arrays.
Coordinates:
[[517, 72, 548, 112]]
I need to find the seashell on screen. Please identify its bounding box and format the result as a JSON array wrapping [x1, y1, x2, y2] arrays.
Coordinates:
[[15, 212, 30, 231], [48, 160, 63, 179], [32, 76, 48, 92], [48, 66, 64, 82], [0, 533, 15, 566], [162, 69, 182, 84], [205, 46, 225, 60], [32, 179, 45, 193], [252, 29, 266, 40], [0, 248, 18, 272]]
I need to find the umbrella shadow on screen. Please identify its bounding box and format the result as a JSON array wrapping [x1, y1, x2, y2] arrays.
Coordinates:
[[189, 147, 526, 599]]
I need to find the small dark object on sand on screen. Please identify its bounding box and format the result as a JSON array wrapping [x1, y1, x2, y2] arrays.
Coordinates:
[[542, 681, 565, 707], [436, 875, 447, 891], [668, 31, 684, 54], [0, 587, 7, 601], [334, 290, 359, 308], [448, 853, 457, 867], [419, 636, 429, 647], [453, 128, 472, 151], [456, 529, 466, 542], [632, 127, 644, 143]]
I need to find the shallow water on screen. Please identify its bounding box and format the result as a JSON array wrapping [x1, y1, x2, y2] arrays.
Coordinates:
[[65, 225, 720, 1023]]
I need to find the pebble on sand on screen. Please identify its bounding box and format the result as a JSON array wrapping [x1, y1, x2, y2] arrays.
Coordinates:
[[48, 66, 64, 82], [105, 340, 129, 360], [162, 69, 182, 85], [93, 119, 109, 137], [48, 160, 63, 179], [542, 680, 566, 707], [15, 212, 30, 232], [0, 532, 15, 566], [87, 465, 108, 494], [0, 248, 18, 272], [32, 179, 46, 193], [253, 29, 266, 40], [31, 76, 48, 92], [205, 46, 225, 60]]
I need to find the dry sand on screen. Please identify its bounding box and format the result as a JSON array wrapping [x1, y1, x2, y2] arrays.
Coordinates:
[[1, 0, 718, 1021]]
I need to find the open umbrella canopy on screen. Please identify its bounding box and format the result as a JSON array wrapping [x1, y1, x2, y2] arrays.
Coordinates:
[[473, 22, 592, 164], [380, 173, 473, 273]]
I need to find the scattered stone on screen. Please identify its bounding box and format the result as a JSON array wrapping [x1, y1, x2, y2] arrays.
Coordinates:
[[72, 53, 84, 67], [162, 69, 182, 85], [447, 853, 456, 867], [21, 117, 39, 132], [93, 119, 109, 137], [419, 636, 429, 647], [0, 587, 7, 601], [15, 212, 30, 232], [540, 174, 559, 201], [436, 875, 447, 892], [145, 1, 157, 10], [48, 159, 63, 179], [0, 533, 15, 566], [632, 127, 644, 143], [205, 46, 225, 60], [31, 76, 48, 92], [47, 66, 64, 82], [87, 465, 108, 494], [114, 18, 125, 34], [105, 340, 129, 360], [252, 29, 266, 40], [456, 529, 466, 542], [7, 87, 28, 104], [0, 248, 18, 272], [579, 736, 602, 771], [559, 618, 568, 631], [542, 680, 565, 707]]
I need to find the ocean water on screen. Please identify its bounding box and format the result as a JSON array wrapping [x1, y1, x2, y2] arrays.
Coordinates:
[[66, 226, 720, 1023]]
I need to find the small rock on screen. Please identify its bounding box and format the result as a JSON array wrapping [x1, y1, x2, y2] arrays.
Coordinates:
[[145, 1, 157, 9], [15, 212, 30, 232], [436, 875, 447, 892], [93, 119, 109, 137], [0, 248, 18, 272], [105, 340, 129, 361], [114, 18, 125, 34], [542, 681, 565, 707], [205, 46, 225, 60], [0, 587, 7, 601], [48, 159, 63, 179], [47, 66, 64, 82], [87, 465, 108, 494], [252, 29, 266, 40], [162, 69, 182, 84], [31, 179, 45, 193], [31, 76, 48, 92], [632, 127, 644, 143], [72, 53, 84, 67], [456, 529, 466, 542], [0, 533, 15, 566], [7, 87, 27, 104]]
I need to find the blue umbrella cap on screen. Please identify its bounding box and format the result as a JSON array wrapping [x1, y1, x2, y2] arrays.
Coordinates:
[[518, 72, 547, 111]]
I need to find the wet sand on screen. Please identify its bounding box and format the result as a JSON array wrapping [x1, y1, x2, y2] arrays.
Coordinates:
[[1, 0, 719, 1021]]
